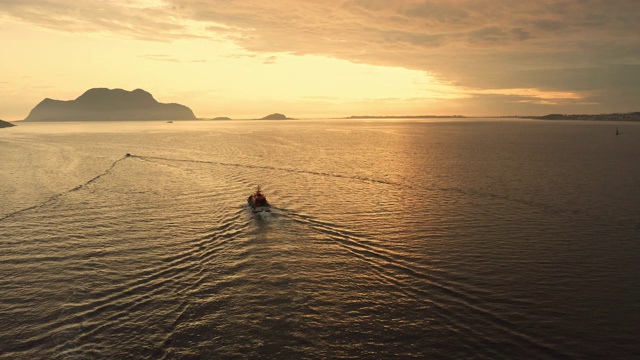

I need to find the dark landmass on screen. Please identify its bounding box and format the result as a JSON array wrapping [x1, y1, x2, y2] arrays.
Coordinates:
[[24, 88, 197, 121], [346, 115, 466, 119], [0, 119, 16, 128], [347, 112, 640, 121], [261, 113, 290, 120], [522, 112, 640, 121], [212, 117, 232, 120]]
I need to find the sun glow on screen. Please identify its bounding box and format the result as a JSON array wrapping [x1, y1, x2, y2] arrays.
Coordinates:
[[473, 88, 583, 100], [1, 19, 463, 119]]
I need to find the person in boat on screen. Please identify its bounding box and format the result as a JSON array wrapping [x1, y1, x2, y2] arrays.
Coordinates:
[[250, 186, 268, 207]]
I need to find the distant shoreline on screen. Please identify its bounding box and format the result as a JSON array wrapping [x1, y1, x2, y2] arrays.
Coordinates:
[[5, 112, 640, 123], [516, 112, 640, 122], [344, 115, 465, 119], [345, 112, 640, 122]]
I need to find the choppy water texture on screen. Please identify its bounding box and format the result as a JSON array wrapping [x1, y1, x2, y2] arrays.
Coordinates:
[[1, 119, 639, 359]]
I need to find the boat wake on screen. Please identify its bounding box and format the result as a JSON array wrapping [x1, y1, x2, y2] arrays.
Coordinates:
[[270, 206, 568, 359], [130, 154, 637, 231], [0, 155, 130, 222], [3, 152, 635, 234]]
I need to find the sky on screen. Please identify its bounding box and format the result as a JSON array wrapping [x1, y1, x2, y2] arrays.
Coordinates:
[[1, 0, 640, 120]]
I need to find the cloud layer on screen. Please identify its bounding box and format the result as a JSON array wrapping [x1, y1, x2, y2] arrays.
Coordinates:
[[3, 0, 640, 114]]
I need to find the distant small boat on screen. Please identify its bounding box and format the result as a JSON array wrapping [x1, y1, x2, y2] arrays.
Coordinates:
[[247, 186, 270, 212], [167, 121, 173, 123]]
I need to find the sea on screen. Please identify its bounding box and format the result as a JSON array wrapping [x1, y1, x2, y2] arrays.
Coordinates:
[[0, 119, 638, 359]]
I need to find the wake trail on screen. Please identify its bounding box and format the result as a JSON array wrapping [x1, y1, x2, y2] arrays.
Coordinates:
[[8, 212, 249, 354], [134, 154, 396, 186], [132, 154, 638, 230], [0, 155, 130, 222], [277, 207, 568, 359]]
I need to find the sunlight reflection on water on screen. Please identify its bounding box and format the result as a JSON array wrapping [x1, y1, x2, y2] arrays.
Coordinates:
[[0, 119, 639, 359]]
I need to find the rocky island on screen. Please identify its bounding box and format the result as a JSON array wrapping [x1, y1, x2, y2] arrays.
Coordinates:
[[0, 119, 16, 128], [261, 113, 290, 120], [24, 88, 197, 121]]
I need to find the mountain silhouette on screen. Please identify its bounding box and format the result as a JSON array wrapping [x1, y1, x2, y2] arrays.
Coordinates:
[[24, 88, 196, 121], [0, 119, 16, 128], [261, 113, 289, 120]]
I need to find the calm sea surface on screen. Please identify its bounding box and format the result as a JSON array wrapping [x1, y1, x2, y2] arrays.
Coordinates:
[[1, 119, 639, 359]]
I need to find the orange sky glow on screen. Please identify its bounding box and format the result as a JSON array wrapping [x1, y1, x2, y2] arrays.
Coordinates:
[[1, 0, 639, 120]]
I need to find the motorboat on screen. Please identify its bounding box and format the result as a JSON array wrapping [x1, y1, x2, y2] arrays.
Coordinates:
[[247, 186, 270, 212]]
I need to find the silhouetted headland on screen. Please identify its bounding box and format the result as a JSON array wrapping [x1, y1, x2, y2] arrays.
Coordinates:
[[24, 88, 197, 121], [523, 112, 640, 121], [261, 113, 290, 120], [0, 119, 16, 128]]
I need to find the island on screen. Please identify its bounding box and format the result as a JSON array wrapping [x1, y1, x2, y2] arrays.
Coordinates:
[[0, 119, 16, 128], [261, 113, 290, 120], [212, 117, 232, 120], [23, 88, 197, 121]]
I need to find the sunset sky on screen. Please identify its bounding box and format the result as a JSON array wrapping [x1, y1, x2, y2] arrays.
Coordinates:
[[2, 0, 640, 120]]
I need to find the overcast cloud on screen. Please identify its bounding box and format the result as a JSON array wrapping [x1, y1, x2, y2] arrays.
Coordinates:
[[2, 0, 639, 114]]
